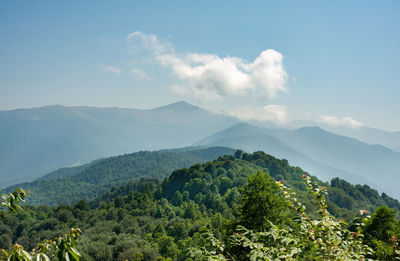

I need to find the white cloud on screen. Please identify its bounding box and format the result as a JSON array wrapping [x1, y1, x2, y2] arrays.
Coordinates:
[[229, 105, 288, 124], [126, 31, 172, 54], [98, 64, 123, 75], [158, 50, 287, 99], [126, 32, 288, 100], [319, 115, 363, 129], [130, 68, 150, 81]]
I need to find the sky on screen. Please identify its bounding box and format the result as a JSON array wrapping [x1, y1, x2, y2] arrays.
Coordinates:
[[1, 1, 399, 131]]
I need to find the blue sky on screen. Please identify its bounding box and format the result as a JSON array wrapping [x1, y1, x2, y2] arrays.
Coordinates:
[[1, 1, 399, 130]]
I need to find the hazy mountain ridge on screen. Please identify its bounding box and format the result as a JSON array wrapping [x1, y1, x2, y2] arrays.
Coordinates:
[[195, 122, 400, 199], [332, 126, 400, 152], [0, 102, 238, 188], [286, 120, 400, 152], [1, 101, 399, 200]]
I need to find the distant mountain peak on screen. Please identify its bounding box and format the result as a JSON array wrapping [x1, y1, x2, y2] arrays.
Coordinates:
[[227, 122, 261, 131], [171, 101, 192, 106], [296, 126, 324, 132], [153, 101, 203, 112]]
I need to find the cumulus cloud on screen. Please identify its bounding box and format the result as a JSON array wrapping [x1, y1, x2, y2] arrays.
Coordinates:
[[319, 115, 363, 129], [130, 68, 150, 81], [229, 105, 288, 124], [126, 31, 288, 100], [98, 64, 123, 75]]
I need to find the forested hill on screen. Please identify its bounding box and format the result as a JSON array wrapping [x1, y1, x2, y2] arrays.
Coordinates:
[[2, 150, 399, 260], [2, 146, 235, 206], [91, 151, 400, 219]]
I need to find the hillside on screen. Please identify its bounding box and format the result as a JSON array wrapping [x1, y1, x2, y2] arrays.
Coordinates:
[[2, 146, 235, 206], [0, 102, 238, 187], [195, 123, 400, 199], [306, 122, 400, 153], [1, 150, 399, 260], [280, 120, 400, 153], [329, 125, 400, 152]]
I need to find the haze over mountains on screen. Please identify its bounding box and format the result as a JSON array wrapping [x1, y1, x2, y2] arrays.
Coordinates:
[[286, 120, 400, 153], [0, 101, 237, 186], [195, 123, 400, 198], [1, 101, 400, 199]]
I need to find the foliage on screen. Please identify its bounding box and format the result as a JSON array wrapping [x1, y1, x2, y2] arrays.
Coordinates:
[[0, 228, 82, 261], [239, 171, 290, 230], [2, 147, 235, 206], [363, 206, 400, 260], [190, 175, 374, 260], [0, 189, 29, 215], [1, 150, 399, 260], [0, 190, 82, 261]]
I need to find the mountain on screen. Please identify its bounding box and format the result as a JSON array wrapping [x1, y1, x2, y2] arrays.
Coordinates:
[[2, 146, 235, 205], [320, 125, 400, 153], [0, 102, 238, 188], [3, 100, 399, 199], [195, 123, 400, 199], [286, 120, 400, 153]]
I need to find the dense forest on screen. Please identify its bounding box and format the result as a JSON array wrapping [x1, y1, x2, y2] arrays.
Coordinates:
[[1, 151, 400, 260], [2, 147, 235, 206]]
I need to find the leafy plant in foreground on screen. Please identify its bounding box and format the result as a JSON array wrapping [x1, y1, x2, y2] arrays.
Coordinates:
[[190, 174, 374, 260], [0, 189, 29, 216], [0, 189, 82, 261]]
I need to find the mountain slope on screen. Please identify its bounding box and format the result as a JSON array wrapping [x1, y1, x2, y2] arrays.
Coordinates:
[[195, 123, 400, 199], [2, 146, 235, 205], [321, 125, 400, 153], [286, 120, 400, 152], [0, 102, 238, 187]]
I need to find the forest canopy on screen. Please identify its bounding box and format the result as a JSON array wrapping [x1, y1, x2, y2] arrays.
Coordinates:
[[1, 150, 399, 260]]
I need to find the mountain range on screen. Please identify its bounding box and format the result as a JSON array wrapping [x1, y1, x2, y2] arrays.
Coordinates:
[[286, 120, 400, 153], [195, 123, 400, 198], [0, 101, 237, 187], [1, 101, 399, 199]]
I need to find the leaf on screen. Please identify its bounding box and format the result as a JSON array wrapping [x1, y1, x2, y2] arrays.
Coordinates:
[[35, 253, 50, 261], [64, 252, 70, 261], [67, 248, 81, 260]]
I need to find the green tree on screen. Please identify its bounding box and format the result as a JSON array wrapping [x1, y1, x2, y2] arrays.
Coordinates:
[[364, 206, 399, 242], [158, 235, 178, 259], [239, 171, 290, 230], [234, 150, 244, 159], [363, 206, 400, 260]]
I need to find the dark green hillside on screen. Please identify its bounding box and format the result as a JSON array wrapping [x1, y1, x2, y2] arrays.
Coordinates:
[[2, 151, 400, 260], [2, 147, 235, 206], [36, 162, 94, 181], [2, 150, 400, 260]]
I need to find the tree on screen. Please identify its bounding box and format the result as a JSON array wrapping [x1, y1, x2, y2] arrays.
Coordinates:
[[234, 150, 243, 159], [364, 206, 399, 242], [363, 206, 400, 260], [239, 171, 290, 230]]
